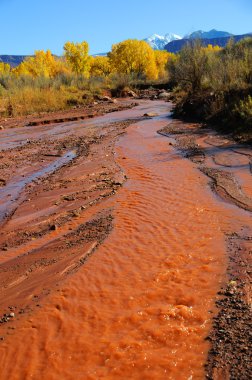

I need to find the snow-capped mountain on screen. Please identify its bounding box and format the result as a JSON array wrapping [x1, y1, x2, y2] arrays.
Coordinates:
[[185, 29, 233, 40], [144, 33, 182, 50]]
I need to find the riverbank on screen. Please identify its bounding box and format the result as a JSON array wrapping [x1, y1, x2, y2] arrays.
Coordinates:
[[0, 98, 138, 129]]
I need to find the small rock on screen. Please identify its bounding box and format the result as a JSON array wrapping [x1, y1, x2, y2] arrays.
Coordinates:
[[158, 92, 170, 100], [127, 90, 137, 98], [102, 96, 113, 102], [9, 313, 15, 318], [143, 113, 158, 117], [50, 224, 57, 231], [0, 126, 4, 130], [63, 195, 74, 201], [0, 179, 6, 187]]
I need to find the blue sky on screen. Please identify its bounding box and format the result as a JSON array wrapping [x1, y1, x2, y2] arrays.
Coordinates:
[[0, 0, 251, 55]]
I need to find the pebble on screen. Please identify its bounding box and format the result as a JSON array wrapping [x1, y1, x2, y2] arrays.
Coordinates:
[[143, 113, 157, 117]]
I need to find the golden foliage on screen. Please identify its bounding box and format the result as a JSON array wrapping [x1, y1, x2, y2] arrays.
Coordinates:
[[0, 62, 11, 75], [13, 50, 68, 78], [202, 44, 222, 52], [109, 39, 158, 80], [90, 56, 112, 77], [154, 50, 176, 79], [63, 41, 90, 76]]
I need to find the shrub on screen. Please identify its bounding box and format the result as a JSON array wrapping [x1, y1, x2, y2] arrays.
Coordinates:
[[233, 95, 252, 124], [168, 38, 252, 133]]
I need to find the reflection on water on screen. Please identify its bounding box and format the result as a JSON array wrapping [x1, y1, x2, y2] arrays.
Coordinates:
[[0, 150, 76, 224]]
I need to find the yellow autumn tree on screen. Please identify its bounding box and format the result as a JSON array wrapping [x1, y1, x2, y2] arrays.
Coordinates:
[[13, 50, 67, 78], [109, 39, 158, 80], [0, 62, 11, 75], [202, 44, 222, 53], [90, 56, 112, 77], [154, 50, 176, 79], [63, 41, 90, 76]]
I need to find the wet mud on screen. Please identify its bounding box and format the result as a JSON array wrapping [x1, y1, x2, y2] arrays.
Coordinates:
[[0, 101, 251, 379], [159, 120, 252, 213], [0, 99, 137, 130], [160, 120, 252, 379], [0, 114, 137, 318]]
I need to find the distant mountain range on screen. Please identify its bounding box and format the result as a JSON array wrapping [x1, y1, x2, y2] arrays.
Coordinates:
[[0, 55, 29, 67], [144, 29, 251, 53], [185, 29, 233, 39], [165, 33, 252, 53], [1, 30, 251, 67], [144, 29, 234, 50]]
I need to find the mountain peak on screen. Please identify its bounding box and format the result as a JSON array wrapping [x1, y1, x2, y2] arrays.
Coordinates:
[[144, 33, 182, 50], [185, 29, 233, 39], [148, 34, 165, 40]]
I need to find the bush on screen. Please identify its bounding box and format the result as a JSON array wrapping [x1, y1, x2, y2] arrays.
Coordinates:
[[168, 38, 252, 133], [233, 95, 252, 125]]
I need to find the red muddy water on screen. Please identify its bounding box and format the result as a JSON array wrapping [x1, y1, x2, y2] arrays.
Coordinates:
[[0, 101, 251, 379]]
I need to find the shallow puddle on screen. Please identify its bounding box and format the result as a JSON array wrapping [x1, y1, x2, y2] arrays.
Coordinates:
[[0, 150, 76, 224]]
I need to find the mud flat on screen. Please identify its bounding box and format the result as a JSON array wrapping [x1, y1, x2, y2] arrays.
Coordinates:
[[0, 100, 251, 379], [0, 102, 140, 318]]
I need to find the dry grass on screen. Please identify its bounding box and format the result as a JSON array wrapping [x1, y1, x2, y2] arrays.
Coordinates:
[[0, 74, 108, 117], [4, 87, 69, 116]]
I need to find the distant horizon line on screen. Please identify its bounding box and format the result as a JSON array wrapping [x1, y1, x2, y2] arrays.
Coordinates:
[[1, 30, 252, 57]]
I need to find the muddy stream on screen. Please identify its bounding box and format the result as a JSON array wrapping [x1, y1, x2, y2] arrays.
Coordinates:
[[0, 101, 251, 379]]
